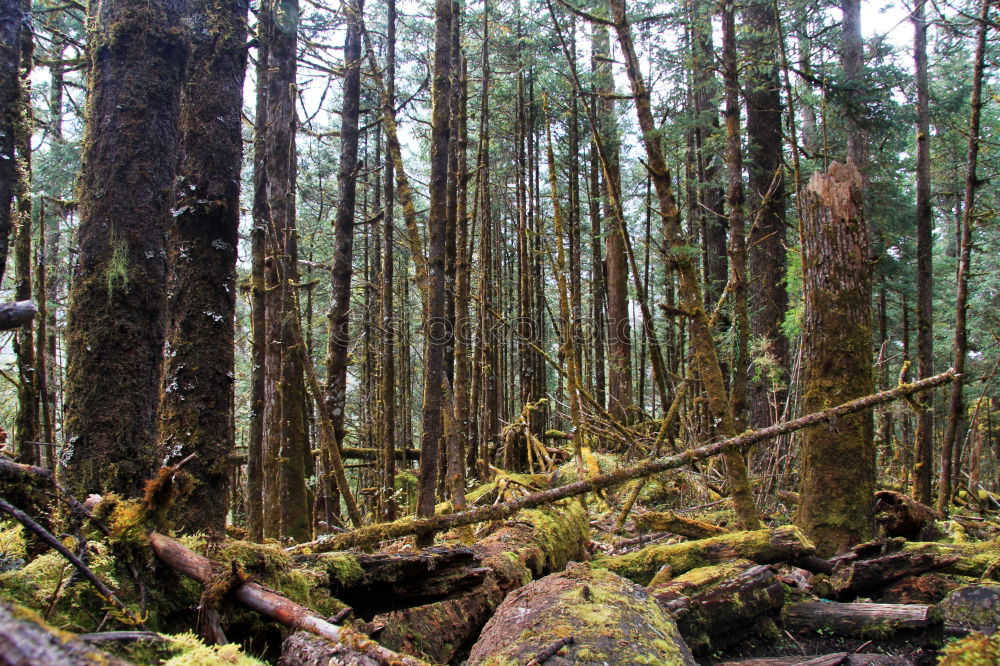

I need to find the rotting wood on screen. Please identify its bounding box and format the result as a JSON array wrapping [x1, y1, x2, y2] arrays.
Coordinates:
[[0, 600, 130, 666], [823, 550, 959, 601], [783, 601, 938, 637], [289, 370, 956, 553], [147, 532, 428, 666], [650, 561, 785, 655], [635, 510, 730, 539], [0, 300, 35, 330], [901, 538, 1000, 579], [873, 490, 942, 540]]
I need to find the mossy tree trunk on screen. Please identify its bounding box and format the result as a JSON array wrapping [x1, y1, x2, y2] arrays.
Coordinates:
[[157, 0, 249, 534], [0, 0, 19, 286], [261, 0, 309, 541], [13, 0, 39, 464], [796, 162, 875, 556], [63, 0, 187, 497]]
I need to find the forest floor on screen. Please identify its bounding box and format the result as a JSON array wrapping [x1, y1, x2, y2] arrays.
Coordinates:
[[1, 453, 999, 665]]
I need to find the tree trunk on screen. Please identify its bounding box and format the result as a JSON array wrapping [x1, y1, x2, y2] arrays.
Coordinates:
[[158, 0, 248, 534], [744, 0, 788, 429], [416, 0, 453, 538], [380, 0, 397, 522], [796, 162, 875, 556], [63, 0, 187, 498], [939, 0, 988, 514], [0, 0, 19, 286]]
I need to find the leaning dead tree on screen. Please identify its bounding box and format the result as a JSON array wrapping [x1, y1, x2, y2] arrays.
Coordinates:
[[292, 369, 956, 552]]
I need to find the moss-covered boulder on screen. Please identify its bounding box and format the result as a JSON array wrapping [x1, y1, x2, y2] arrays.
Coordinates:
[[593, 525, 815, 585], [938, 586, 1000, 635], [467, 564, 695, 665]]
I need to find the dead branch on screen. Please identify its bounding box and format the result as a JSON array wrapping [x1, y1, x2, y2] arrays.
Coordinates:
[[0, 300, 36, 330], [147, 532, 428, 666], [291, 369, 956, 553]]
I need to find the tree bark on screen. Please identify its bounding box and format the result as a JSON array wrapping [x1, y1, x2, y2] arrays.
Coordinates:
[[158, 0, 248, 534], [796, 162, 875, 556], [0, 0, 19, 286], [939, 0, 989, 514], [63, 0, 187, 497]]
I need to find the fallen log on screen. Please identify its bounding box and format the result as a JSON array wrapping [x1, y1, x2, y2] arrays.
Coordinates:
[[635, 510, 730, 538], [717, 655, 913, 666], [874, 490, 943, 539], [147, 532, 428, 666], [0, 600, 129, 666], [822, 550, 960, 601], [340, 446, 420, 462], [289, 370, 956, 554], [901, 538, 1000, 579], [0, 300, 36, 331], [594, 525, 815, 585], [466, 563, 696, 665], [783, 601, 938, 637], [365, 499, 590, 663], [650, 561, 786, 655]]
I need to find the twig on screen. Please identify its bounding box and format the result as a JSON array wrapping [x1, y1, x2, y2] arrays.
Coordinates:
[[526, 636, 574, 665], [0, 496, 145, 628]]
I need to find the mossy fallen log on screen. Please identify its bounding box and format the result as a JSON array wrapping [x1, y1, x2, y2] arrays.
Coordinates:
[[649, 560, 786, 655], [635, 510, 730, 539], [594, 525, 815, 585], [0, 600, 129, 666], [821, 549, 959, 601], [466, 563, 696, 665], [363, 499, 590, 664], [900, 538, 1000, 579]]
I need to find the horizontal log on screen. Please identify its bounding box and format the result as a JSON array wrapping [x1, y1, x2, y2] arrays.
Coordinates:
[[0, 601, 129, 666], [0, 301, 36, 331], [783, 601, 937, 637], [635, 510, 729, 538], [341, 446, 421, 462], [825, 550, 959, 601], [289, 370, 956, 553], [148, 532, 428, 666]]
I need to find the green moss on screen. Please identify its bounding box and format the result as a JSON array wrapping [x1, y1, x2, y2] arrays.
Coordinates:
[[311, 552, 364, 587], [902, 539, 1000, 579], [938, 633, 1000, 665]]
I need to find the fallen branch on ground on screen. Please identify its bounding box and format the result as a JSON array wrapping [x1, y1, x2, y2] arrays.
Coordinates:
[[147, 532, 428, 666], [291, 369, 957, 553]]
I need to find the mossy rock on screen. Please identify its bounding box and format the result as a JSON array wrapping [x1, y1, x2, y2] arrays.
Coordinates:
[[938, 585, 1000, 635], [467, 563, 696, 665]]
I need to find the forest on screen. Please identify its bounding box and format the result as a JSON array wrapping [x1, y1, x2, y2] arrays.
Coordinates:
[[0, 0, 998, 662]]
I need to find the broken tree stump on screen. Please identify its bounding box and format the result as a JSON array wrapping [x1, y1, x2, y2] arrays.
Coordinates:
[[466, 563, 696, 665], [595, 525, 815, 585], [874, 490, 943, 540], [0, 601, 129, 666], [634, 510, 730, 539], [649, 560, 786, 655], [783, 601, 939, 638]]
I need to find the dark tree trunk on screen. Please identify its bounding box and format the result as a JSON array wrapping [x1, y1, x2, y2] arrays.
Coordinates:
[[0, 0, 19, 285], [744, 0, 788, 429], [416, 0, 453, 537], [939, 0, 988, 513], [157, 0, 248, 534], [13, 0, 38, 464], [247, 0, 272, 541], [326, 0, 364, 449], [796, 162, 875, 556], [380, 0, 397, 521], [63, 0, 187, 497], [913, 0, 934, 506]]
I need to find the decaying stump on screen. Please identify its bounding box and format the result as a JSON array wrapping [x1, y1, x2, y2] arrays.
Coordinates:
[[873, 491, 942, 539], [0, 601, 129, 666], [355, 500, 590, 664], [595, 525, 815, 585], [783, 601, 939, 638], [634, 510, 730, 538], [466, 563, 696, 666], [649, 560, 786, 654]]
